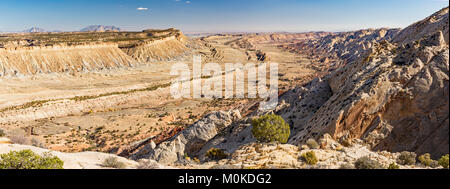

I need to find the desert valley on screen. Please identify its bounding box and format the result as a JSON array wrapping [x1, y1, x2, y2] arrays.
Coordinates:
[[0, 6, 448, 170]]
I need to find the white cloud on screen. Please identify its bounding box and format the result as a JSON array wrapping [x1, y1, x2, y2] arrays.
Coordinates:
[[186, 1, 191, 3], [137, 7, 148, 11]]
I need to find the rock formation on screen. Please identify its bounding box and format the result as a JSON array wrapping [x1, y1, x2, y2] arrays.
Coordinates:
[[284, 28, 400, 68], [283, 7, 449, 158], [0, 44, 137, 76], [0, 28, 190, 76], [131, 110, 241, 164], [168, 7, 449, 163]]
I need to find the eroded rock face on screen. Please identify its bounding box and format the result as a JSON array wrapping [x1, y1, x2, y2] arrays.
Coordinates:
[[393, 7, 449, 45], [283, 7, 449, 158], [289, 28, 399, 61], [134, 110, 241, 164], [0, 44, 137, 76], [206, 134, 431, 169], [0, 29, 189, 76]]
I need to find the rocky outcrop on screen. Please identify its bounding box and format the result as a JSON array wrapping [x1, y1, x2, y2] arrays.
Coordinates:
[[284, 28, 400, 68], [0, 28, 190, 76], [393, 7, 449, 45], [193, 7, 449, 161], [282, 7, 449, 158], [201, 134, 440, 169], [131, 110, 241, 164], [227, 32, 330, 50], [0, 44, 137, 76], [120, 34, 189, 62]]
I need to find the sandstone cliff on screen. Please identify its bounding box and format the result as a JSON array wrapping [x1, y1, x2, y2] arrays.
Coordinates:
[[120, 32, 189, 62], [0, 29, 190, 76], [284, 28, 400, 67], [283, 7, 449, 158], [0, 44, 137, 76]]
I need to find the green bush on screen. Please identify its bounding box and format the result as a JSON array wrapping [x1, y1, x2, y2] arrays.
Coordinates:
[[438, 154, 449, 169], [301, 151, 318, 165], [0, 150, 64, 169], [251, 114, 290, 144], [306, 138, 320, 149], [101, 157, 126, 169], [205, 148, 228, 161], [418, 153, 439, 167], [0, 129, 5, 137], [397, 151, 416, 165], [388, 163, 400, 169], [354, 156, 383, 169]]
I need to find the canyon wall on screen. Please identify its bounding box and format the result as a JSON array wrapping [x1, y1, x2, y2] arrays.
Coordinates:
[[0, 44, 137, 76], [120, 33, 189, 62], [0, 29, 189, 77], [283, 7, 449, 158]]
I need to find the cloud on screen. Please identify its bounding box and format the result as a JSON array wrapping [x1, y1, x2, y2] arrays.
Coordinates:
[[137, 7, 148, 11], [186, 1, 191, 3]]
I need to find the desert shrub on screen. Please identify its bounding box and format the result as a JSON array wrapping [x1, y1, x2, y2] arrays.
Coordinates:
[[438, 154, 449, 169], [306, 138, 319, 149], [354, 156, 383, 169], [0, 150, 63, 169], [301, 151, 318, 165], [251, 114, 290, 144], [418, 153, 438, 167], [339, 163, 355, 169], [101, 157, 126, 169], [193, 157, 200, 163], [388, 163, 400, 169], [0, 129, 5, 137], [397, 151, 416, 165], [9, 135, 30, 145], [31, 137, 46, 148], [205, 148, 228, 161]]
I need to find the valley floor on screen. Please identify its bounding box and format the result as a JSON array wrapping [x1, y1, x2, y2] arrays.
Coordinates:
[[0, 35, 322, 155]]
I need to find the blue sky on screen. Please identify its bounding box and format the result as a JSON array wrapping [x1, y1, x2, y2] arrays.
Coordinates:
[[0, 0, 448, 33]]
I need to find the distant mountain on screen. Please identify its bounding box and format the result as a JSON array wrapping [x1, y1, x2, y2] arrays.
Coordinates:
[[23, 27, 47, 33], [80, 25, 122, 32]]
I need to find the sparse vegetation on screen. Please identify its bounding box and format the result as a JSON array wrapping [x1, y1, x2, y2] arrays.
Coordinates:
[[31, 137, 46, 148], [354, 156, 383, 169], [438, 154, 449, 169], [339, 163, 355, 169], [418, 153, 439, 168], [388, 163, 400, 169], [397, 151, 416, 165], [9, 135, 30, 145], [306, 138, 319, 149], [251, 114, 290, 144], [301, 151, 318, 165], [205, 148, 228, 161], [101, 157, 126, 169], [0, 129, 5, 137], [0, 150, 64, 169]]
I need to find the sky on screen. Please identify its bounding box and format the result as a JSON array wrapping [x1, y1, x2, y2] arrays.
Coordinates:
[[0, 0, 448, 33]]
